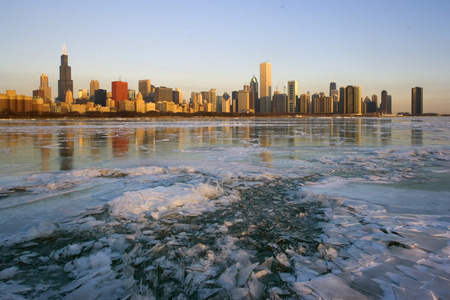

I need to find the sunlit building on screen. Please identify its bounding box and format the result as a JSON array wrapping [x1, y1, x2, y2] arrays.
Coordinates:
[[259, 62, 272, 113], [221, 92, 231, 113], [40, 74, 52, 103], [112, 81, 128, 108], [58, 44, 73, 102], [237, 89, 250, 112], [90, 80, 99, 100], [155, 87, 173, 102], [139, 79, 151, 99], [287, 80, 298, 113], [209, 89, 217, 112]]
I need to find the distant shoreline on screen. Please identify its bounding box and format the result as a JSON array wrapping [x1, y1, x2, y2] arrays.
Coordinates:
[[0, 111, 446, 120]]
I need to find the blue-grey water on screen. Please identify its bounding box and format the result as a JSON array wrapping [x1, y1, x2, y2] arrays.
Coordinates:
[[0, 117, 449, 299]]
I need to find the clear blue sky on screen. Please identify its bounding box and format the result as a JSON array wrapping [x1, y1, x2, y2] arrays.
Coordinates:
[[1, 0, 449, 113]]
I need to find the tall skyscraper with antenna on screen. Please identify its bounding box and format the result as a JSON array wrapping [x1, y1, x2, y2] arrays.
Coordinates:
[[58, 44, 73, 102]]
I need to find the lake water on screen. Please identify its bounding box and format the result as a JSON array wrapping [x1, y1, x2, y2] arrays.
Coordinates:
[[0, 117, 449, 299]]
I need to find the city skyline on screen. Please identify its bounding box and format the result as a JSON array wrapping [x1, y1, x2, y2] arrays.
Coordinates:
[[1, 1, 449, 113]]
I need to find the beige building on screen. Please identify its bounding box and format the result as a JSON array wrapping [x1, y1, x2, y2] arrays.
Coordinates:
[[39, 74, 52, 103], [118, 100, 135, 112], [90, 80, 99, 99], [135, 98, 145, 113], [209, 89, 217, 112], [106, 98, 115, 108], [71, 104, 87, 114], [65, 90, 73, 105], [260, 62, 272, 113], [139, 79, 151, 98], [146, 102, 156, 112], [237, 90, 250, 112], [299, 93, 310, 114], [313, 96, 333, 114]]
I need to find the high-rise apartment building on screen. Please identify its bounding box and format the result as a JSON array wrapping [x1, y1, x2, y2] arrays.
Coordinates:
[[90, 80, 99, 99], [340, 86, 361, 114], [39, 74, 52, 103], [209, 89, 217, 112], [237, 90, 250, 112], [411, 87, 423, 115], [139, 80, 151, 99], [259, 62, 272, 113], [58, 44, 73, 102], [287, 80, 298, 113], [250, 75, 258, 112], [299, 93, 309, 114], [112, 81, 128, 107], [380, 90, 388, 114], [387, 95, 392, 114]]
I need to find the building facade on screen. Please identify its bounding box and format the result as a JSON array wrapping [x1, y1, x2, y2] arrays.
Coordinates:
[[259, 62, 272, 113], [90, 80, 99, 99], [155, 87, 173, 102], [39, 74, 52, 103], [380, 90, 388, 114], [287, 80, 298, 113], [411, 87, 423, 115], [57, 45, 73, 102], [112, 81, 128, 107], [139, 79, 151, 99]]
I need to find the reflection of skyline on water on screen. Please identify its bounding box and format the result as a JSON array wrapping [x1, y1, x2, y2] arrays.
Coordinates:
[[0, 118, 443, 172]]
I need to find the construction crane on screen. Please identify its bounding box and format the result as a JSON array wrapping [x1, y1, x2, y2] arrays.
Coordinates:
[[276, 81, 286, 94]]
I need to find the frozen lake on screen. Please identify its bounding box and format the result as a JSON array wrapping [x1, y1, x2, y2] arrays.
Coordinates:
[[0, 117, 449, 299]]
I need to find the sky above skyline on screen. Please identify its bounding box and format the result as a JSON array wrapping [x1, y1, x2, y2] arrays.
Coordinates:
[[1, 0, 449, 113]]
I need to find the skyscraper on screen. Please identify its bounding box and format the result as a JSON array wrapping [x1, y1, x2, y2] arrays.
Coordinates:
[[343, 85, 361, 114], [58, 44, 73, 102], [411, 87, 423, 115], [209, 89, 217, 112], [387, 95, 392, 114], [329, 81, 337, 97], [90, 80, 99, 99], [339, 87, 346, 114], [94, 89, 107, 107], [139, 80, 151, 99], [39, 74, 52, 103], [259, 62, 272, 113], [380, 90, 388, 114], [287, 80, 298, 113], [250, 75, 258, 112], [112, 81, 128, 108]]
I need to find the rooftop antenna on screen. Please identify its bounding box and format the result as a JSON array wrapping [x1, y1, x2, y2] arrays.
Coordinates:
[[62, 44, 67, 55]]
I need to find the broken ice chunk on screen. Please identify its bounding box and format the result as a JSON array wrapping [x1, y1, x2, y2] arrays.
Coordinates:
[[303, 274, 369, 299], [0, 266, 19, 280], [216, 264, 238, 289], [236, 263, 258, 287]]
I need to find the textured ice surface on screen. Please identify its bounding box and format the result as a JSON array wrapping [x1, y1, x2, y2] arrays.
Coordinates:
[[0, 117, 449, 299]]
